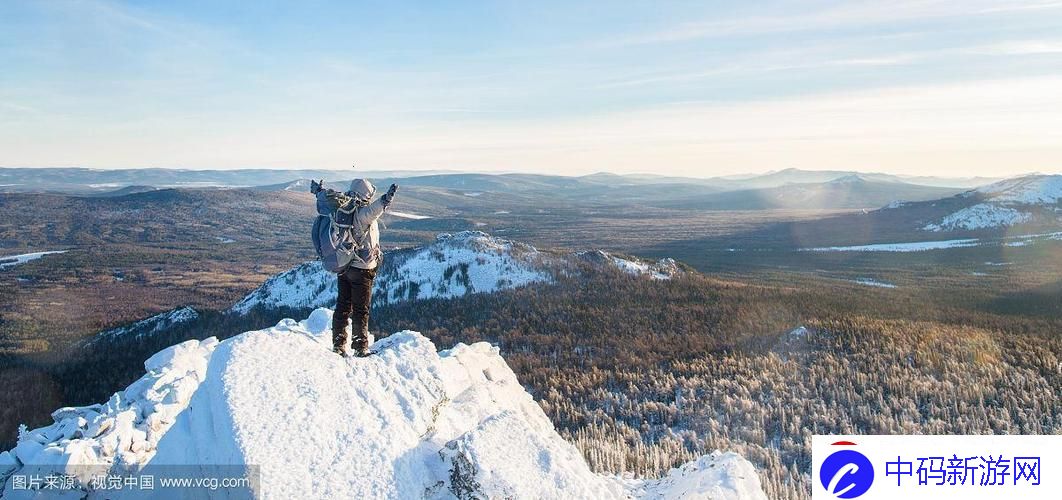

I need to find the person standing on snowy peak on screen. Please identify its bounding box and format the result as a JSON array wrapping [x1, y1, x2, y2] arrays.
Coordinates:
[[310, 178, 399, 357]]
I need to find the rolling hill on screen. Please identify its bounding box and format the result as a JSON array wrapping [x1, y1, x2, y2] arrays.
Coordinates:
[[918, 174, 1062, 232]]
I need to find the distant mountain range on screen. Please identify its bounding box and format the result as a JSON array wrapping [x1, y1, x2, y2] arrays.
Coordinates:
[[715, 174, 1062, 250], [703, 168, 1000, 189], [654, 174, 963, 210], [2, 166, 1004, 190], [6, 166, 1056, 214], [0, 167, 457, 194]]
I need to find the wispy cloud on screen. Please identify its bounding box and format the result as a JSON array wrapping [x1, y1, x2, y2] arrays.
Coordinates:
[[598, 1, 1062, 47], [3, 1, 1060, 177], [0, 101, 40, 114], [595, 52, 915, 90], [967, 40, 1062, 55]]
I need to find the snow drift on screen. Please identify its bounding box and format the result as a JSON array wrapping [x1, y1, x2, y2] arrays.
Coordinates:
[[2, 310, 766, 499]]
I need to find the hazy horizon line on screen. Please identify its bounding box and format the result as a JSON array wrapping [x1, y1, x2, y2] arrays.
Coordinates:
[[1, 164, 1051, 181]]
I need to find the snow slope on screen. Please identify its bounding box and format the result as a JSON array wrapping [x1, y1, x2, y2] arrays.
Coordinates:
[[803, 239, 981, 252], [0, 251, 67, 270], [851, 278, 897, 288], [84, 307, 199, 346], [923, 203, 1031, 231], [388, 211, 431, 220], [975, 174, 1062, 204], [923, 174, 1062, 231], [375, 231, 552, 305], [229, 231, 552, 314], [1, 310, 767, 499]]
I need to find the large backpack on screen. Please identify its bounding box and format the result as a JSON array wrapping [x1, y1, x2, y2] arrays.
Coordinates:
[[311, 190, 378, 273]]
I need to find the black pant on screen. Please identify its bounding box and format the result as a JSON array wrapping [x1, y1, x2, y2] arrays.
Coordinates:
[[333, 266, 377, 349]]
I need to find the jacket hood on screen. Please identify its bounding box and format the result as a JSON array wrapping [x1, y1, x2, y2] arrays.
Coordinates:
[[348, 178, 377, 201]]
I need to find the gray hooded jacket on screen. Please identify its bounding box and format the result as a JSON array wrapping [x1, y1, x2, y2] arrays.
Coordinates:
[[344, 178, 387, 270], [313, 178, 391, 271]]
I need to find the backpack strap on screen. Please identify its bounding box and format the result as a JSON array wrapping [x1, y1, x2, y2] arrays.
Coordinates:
[[327, 204, 377, 265]]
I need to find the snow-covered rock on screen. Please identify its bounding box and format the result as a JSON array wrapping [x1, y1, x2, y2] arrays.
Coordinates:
[[229, 231, 552, 314], [578, 250, 679, 280], [1, 310, 767, 499], [3, 336, 218, 490], [628, 452, 767, 500], [84, 307, 199, 346]]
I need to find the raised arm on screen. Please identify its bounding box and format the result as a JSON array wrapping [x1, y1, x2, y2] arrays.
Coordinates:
[[360, 184, 399, 223], [310, 180, 355, 215]]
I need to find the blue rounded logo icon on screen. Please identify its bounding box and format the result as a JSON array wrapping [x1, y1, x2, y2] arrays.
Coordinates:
[[819, 448, 874, 498]]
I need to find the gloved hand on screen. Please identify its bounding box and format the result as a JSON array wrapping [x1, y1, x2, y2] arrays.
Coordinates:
[[310, 179, 323, 194], [383, 183, 398, 205]]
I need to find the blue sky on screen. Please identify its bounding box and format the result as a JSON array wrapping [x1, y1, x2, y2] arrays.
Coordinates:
[[2, 0, 1062, 177]]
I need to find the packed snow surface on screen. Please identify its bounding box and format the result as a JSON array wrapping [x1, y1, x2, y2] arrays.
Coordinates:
[[0, 251, 67, 270], [2, 309, 767, 499], [229, 231, 552, 314]]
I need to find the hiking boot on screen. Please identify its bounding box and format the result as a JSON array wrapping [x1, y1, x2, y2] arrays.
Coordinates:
[[333, 344, 350, 357], [351, 339, 371, 357]]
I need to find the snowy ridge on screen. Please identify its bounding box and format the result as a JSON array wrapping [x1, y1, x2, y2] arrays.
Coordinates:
[[229, 231, 552, 314], [1, 310, 767, 499], [924, 174, 1061, 231], [84, 307, 200, 346], [975, 174, 1062, 204], [923, 203, 1031, 231], [228, 260, 336, 314], [578, 250, 680, 280], [375, 231, 552, 304], [1, 336, 219, 491]]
